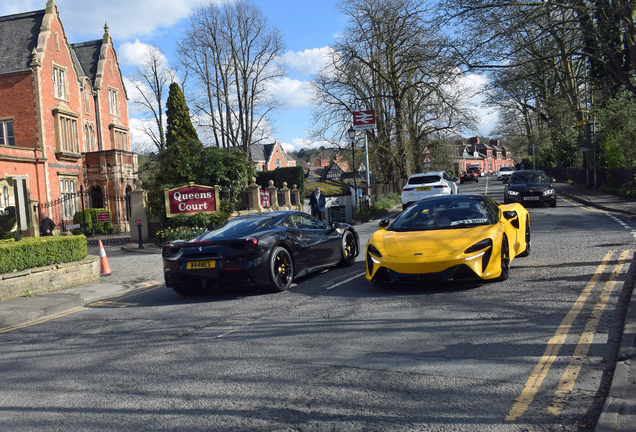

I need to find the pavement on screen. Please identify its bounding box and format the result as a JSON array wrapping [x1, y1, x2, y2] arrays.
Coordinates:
[[0, 180, 634, 431]]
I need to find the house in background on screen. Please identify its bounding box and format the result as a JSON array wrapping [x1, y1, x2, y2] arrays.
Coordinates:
[[455, 137, 515, 175], [249, 141, 296, 172], [0, 0, 137, 235]]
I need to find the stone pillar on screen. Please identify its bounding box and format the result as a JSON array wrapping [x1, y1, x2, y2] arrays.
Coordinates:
[[129, 179, 148, 244], [281, 182, 291, 209], [248, 177, 262, 211], [291, 185, 301, 211], [268, 180, 278, 209], [28, 199, 40, 237]]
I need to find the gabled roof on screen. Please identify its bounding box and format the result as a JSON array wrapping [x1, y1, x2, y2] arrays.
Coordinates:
[[0, 8, 104, 86], [71, 40, 102, 83], [0, 10, 44, 74], [249, 142, 296, 165]]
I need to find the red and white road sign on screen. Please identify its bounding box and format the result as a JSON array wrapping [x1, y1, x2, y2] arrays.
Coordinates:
[[135, 218, 142, 227], [352, 110, 376, 130], [422, 155, 431, 164], [421, 146, 431, 155]]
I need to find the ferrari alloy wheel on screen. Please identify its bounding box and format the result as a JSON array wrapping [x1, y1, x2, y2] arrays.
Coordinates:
[[495, 236, 510, 281], [338, 230, 357, 267], [269, 246, 294, 291], [518, 219, 531, 257]]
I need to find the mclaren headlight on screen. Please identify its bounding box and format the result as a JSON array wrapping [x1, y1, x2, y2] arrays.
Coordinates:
[[368, 243, 382, 257], [464, 238, 493, 254]]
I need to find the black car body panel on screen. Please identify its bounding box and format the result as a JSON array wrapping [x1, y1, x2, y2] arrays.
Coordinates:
[[460, 171, 479, 184], [504, 170, 556, 206], [162, 210, 359, 293]]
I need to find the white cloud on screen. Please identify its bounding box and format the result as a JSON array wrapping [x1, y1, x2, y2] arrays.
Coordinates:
[[459, 73, 498, 135], [0, 0, 203, 40], [129, 118, 159, 154], [118, 39, 171, 68], [283, 47, 332, 76], [269, 77, 313, 110]]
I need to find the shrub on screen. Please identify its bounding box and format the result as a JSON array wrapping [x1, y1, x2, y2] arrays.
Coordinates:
[[155, 210, 230, 244], [72, 208, 113, 235], [0, 235, 88, 274]]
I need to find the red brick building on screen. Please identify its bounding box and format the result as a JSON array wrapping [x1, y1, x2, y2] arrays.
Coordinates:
[[249, 141, 296, 172], [0, 1, 137, 235], [455, 137, 515, 175]]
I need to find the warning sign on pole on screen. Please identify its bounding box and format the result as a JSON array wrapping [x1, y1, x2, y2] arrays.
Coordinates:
[[421, 146, 431, 155], [422, 155, 431, 164]]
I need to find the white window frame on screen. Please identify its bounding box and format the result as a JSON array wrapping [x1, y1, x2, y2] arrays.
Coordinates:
[[276, 157, 281, 168], [0, 119, 15, 146], [108, 87, 119, 116], [59, 177, 78, 221], [53, 65, 67, 100]]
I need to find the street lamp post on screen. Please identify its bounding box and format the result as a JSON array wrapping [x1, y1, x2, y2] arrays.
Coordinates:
[[347, 126, 357, 209]]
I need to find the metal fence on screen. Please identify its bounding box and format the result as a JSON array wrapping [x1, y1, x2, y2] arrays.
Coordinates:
[[37, 185, 131, 244]]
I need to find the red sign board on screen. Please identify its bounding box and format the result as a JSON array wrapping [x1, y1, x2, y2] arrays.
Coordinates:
[[352, 110, 376, 130], [135, 218, 142, 227], [165, 185, 218, 217], [260, 190, 270, 208], [96, 211, 111, 223]]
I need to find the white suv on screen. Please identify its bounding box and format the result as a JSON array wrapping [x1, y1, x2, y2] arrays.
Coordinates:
[[497, 166, 515, 181], [401, 171, 458, 210]]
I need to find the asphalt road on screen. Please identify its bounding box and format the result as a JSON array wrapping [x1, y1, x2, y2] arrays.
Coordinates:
[[1, 177, 634, 431]]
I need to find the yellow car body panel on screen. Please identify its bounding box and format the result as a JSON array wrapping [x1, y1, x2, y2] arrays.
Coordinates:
[[365, 199, 529, 283]]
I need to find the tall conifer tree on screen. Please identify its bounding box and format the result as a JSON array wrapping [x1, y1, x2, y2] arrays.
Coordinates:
[[165, 82, 199, 148]]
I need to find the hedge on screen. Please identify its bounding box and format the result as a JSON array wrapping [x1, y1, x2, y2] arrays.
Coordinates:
[[0, 235, 88, 274], [256, 166, 305, 200], [72, 208, 114, 236]]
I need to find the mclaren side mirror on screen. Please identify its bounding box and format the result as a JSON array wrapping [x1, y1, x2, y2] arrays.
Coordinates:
[[503, 210, 518, 220], [378, 219, 390, 228]]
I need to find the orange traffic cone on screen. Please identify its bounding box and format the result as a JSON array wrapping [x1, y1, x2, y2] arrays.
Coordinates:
[[98, 240, 112, 276]]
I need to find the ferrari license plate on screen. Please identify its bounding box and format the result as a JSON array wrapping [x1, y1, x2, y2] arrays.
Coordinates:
[[186, 260, 216, 269], [416, 186, 431, 192], [524, 196, 539, 200]]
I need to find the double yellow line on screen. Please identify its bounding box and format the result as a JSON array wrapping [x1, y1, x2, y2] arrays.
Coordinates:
[[506, 250, 631, 421], [0, 282, 163, 334]]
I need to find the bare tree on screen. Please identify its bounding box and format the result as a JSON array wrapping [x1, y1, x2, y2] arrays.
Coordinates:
[[127, 44, 176, 152], [311, 0, 477, 180], [176, 0, 287, 156]]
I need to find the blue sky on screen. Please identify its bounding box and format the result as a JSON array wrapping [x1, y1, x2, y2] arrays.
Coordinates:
[[1, 0, 496, 153]]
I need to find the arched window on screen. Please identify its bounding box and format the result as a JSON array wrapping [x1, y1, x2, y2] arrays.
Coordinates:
[[276, 158, 281, 168]]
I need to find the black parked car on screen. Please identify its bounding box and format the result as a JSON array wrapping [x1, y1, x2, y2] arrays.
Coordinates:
[[162, 211, 360, 295], [504, 170, 557, 207]]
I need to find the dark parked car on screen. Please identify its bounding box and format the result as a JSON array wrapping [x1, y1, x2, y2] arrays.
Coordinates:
[[504, 170, 556, 207], [162, 211, 360, 295], [460, 170, 479, 184]]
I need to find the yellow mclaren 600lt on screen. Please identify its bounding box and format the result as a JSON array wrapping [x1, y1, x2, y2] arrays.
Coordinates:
[[366, 194, 530, 284]]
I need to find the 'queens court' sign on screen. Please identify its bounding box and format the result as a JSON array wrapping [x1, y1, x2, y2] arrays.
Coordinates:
[[164, 183, 220, 217]]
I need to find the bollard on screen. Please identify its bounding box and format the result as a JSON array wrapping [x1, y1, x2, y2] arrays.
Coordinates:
[[137, 223, 144, 249]]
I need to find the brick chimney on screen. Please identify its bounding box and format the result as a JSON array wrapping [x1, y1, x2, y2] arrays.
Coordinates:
[[489, 139, 499, 146]]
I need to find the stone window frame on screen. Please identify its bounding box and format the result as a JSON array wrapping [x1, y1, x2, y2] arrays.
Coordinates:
[[0, 118, 15, 146], [52, 105, 80, 161], [109, 122, 129, 151], [83, 81, 91, 115]]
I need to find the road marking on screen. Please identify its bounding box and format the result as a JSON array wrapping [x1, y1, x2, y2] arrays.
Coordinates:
[[506, 250, 614, 421], [326, 272, 365, 290], [548, 250, 631, 415], [0, 282, 164, 334], [0, 306, 87, 334]]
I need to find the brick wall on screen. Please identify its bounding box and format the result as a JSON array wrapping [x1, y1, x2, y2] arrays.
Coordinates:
[[0, 255, 100, 301]]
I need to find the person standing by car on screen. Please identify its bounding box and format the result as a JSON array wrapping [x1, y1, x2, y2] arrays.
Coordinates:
[[309, 186, 326, 221], [39, 212, 55, 236]]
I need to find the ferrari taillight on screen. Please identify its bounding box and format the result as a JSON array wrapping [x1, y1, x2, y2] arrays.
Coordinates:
[[245, 237, 258, 251]]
